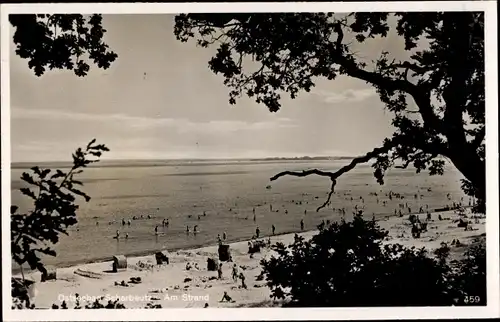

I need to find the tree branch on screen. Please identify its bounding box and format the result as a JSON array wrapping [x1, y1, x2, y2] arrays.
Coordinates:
[[471, 126, 485, 148], [332, 23, 442, 133], [388, 62, 433, 75], [270, 143, 394, 212]]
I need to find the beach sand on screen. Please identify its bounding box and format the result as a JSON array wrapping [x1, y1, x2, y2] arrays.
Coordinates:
[[19, 209, 485, 309]]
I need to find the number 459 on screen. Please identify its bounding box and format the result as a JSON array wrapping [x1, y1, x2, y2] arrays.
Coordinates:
[[464, 296, 481, 304]]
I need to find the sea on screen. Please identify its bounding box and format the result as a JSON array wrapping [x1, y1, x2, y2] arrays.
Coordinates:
[[10, 158, 469, 271]]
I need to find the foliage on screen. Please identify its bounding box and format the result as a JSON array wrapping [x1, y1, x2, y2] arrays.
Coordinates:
[[9, 14, 117, 77], [449, 242, 487, 305], [173, 12, 486, 213], [259, 213, 454, 306], [259, 213, 485, 306], [10, 139, 109, 274]]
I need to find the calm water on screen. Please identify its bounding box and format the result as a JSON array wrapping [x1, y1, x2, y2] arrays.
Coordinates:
[[10, 159, 468, 270]]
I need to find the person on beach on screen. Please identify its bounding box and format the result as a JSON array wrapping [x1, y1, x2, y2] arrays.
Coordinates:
[[125, 233, 129, 239], [255, 227, 260, 238], [155, 225, 159, 234], [300, 219, 304, 231], [232, 264, 239, 282], [127, 220, 131, 226], [218, 263, 223, 279], [304, 209, 307, 215], [272, 224, 276, 235], [220, 291, 234, 303], [122, 218, 126, 226], [223, 232, 227, 241], [148, 214, 152, 219], [162, 219, 166, 227], [186, 226, 190, 234], [270, 204, 273, 212], [115, 230, 120, 239], [239, 272, 247, 289], [198, 215, 201, 220], [194, 225, 198, 235]]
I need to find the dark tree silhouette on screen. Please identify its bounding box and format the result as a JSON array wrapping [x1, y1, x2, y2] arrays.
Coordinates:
[[11, 140, 109, 278], [258, 213, 486, 307], [9, 14, 117, 77], [173, 12, 485, 213]]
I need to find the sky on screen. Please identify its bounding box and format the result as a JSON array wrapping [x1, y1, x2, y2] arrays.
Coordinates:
[[9, 14, 412, 162]]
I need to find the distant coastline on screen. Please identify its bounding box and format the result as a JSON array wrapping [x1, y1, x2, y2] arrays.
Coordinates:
[[10, 156, 355, 169]]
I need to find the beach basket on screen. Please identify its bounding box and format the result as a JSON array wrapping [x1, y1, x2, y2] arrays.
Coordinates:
[[155, 251, 169, 265], [40, 265, 57, 282], [218, 244, 231, 262], [112, 255, 128, 272], [207, 257, 219, 271]]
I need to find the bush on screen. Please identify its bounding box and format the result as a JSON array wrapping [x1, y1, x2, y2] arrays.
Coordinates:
[[10, 140, 109, 308], [450, 243, 486, 305], [259, 213, 485, 307], [11, 139, 109, 275]]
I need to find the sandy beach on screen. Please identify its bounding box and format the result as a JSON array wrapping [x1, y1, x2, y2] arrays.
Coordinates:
[[19, 208, 485, 309]]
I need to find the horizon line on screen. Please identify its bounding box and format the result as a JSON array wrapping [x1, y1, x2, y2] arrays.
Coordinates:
[[10, 155, 358, 165]]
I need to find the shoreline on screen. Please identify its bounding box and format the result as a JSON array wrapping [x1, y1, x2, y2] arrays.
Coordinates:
[[15, 207, 485, 309], [13, 206, 477, 274], [12, 228, 317, 275], [12, 205, 467, 274]]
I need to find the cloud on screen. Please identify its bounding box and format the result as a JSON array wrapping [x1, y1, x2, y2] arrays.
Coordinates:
[[11, 107, 298, 134], [313, 88, 377, 104]]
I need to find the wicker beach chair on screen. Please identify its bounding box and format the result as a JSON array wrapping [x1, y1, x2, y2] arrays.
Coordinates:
[[112, 255, 128, 272]]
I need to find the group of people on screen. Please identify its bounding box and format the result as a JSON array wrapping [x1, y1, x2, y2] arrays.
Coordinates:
[[216, 262, 241, 281]]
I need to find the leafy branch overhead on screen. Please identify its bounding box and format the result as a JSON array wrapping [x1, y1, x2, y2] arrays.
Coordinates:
[[11, 140, 109, 272], [174, 12, 485, 212], [10, 14, 117, 77]]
